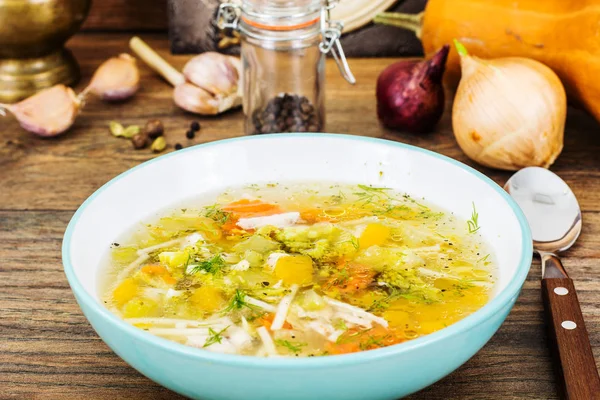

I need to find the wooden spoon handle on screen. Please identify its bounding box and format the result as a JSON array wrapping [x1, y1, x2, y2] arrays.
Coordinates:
[[542, 269, 600, 399]]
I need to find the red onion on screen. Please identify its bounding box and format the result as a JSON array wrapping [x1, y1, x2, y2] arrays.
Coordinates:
[[376, 45, 449, 133]]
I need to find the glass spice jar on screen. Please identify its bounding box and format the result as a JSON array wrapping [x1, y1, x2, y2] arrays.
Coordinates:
[[217, 0, 355, 135]]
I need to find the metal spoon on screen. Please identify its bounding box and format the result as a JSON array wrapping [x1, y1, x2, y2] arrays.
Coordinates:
[[505, 167, 600, 399]]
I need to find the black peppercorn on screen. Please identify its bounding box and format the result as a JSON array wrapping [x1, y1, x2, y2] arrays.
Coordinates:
[[251, 93, 321, 135], [186, 129, 195, 139], [175, 143, 183, 150], [190, 121, 201, 131]]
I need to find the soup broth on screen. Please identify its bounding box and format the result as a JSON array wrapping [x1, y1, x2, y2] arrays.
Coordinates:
[[102, 183, 495, 357]]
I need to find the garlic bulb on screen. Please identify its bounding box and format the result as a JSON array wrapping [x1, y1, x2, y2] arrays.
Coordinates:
[[176, 53, 242, 114], [84, 53, 140, 101], [183, 52, 240, 97], [129, 36, 242, 115], [0, 85, 81, 137], [452, 41, 566, 171]]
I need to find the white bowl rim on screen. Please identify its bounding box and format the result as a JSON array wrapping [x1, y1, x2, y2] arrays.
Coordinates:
[[62, 133, 533, 368]]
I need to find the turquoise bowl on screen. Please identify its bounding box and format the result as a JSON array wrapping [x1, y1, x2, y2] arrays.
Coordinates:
[[63, 134, 532, 400]]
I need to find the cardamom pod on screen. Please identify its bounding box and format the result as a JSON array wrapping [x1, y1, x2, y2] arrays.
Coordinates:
[[151, 136, 167, 153], [109, 121, 124, 137]]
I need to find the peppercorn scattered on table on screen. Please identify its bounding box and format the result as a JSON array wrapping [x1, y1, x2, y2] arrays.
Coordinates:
[[1, 33, 599, 400]]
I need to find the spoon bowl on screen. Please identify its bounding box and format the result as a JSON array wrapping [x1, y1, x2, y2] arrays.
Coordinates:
[[505, 167, 581, 254]]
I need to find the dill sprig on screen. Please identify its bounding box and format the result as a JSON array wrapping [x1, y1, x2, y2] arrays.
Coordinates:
[[367, 288, 403, 312], [333, 319, 348, 331], [328, 190, 347, 205], [336, 328, 372, 344], [275, 339, 306, 353], [359, 335, 385, 350], [203, 326, 229, 348], [203, 205, 231, 225], [357, 184, 391, 192], [353, 184, 392, 206], [188, 254, 225, 275], [467, 202, 480, 233], [223, 289, 258, 312], [402, 194, 430, 210], [478, 253, 491, 264], [337, 236, 359, 250]]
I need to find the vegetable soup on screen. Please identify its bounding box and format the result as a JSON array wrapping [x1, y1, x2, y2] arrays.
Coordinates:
[[102, 183, 495, 357]]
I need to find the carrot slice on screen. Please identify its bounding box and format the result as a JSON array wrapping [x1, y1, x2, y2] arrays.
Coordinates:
[[326, 262, 376, 293], [141, 264, 176, 285], [300, 209, 334, 224], [221, 219, 240, 233], [258, 312, 293, 330], [222, 199, 283, 218], [141, 265, 168, 275], [326, 325, 403, 355]]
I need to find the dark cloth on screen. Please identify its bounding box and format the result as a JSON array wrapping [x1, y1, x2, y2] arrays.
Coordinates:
[[168, 0, 426, 57]]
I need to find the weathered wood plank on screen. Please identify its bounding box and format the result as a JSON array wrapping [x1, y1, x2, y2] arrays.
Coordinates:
[[82, 0, 168, 32], [1, 34, 599, 212]]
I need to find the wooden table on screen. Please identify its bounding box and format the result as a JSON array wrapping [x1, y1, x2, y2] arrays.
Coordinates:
[[2, 33, 599, 400]]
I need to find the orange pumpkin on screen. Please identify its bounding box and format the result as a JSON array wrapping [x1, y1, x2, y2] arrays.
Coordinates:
[[376, 0, 600, 122]]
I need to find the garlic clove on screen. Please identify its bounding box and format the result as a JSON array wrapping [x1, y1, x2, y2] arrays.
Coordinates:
[[173, 82, 222, 115], [183, 52, 240, 97], [1, 84, 81, 137], [85, 53, 140, 101], [173, 82, 243, 116]]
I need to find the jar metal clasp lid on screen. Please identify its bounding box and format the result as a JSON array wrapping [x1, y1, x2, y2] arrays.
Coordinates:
[[319, 1, 355, 85], [217, 1, 356, 85]]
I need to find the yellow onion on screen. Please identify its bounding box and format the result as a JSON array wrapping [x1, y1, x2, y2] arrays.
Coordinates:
[[452, 40, 566, 171]]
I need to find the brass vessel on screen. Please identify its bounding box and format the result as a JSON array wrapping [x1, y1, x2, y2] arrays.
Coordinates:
[[0, 0, 91, 103]]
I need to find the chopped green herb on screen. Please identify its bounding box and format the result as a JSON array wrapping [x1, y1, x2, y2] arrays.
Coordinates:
[[402, 194, 429, 210], [357, 184, 390, 192], [373, 204, 412, 217], [329, 190, 347, 205], [340, 236, 360, 250], [333, 319, 348, 331], [223, 289, 258, 312], [368, 288, 404, 312], [359, 335, 385, 350], [467, 202, 480, 233], [183, 252, 192, 269], [452, 279, 475, 296], [478, 254, 490, 264], [329, 267, 350, 287], [275, 339, 306, 353], [189, 254, 225, 275], [203, 326, 229, 348], [336, 328, 372, 344], [204, 205, 231, 225]]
